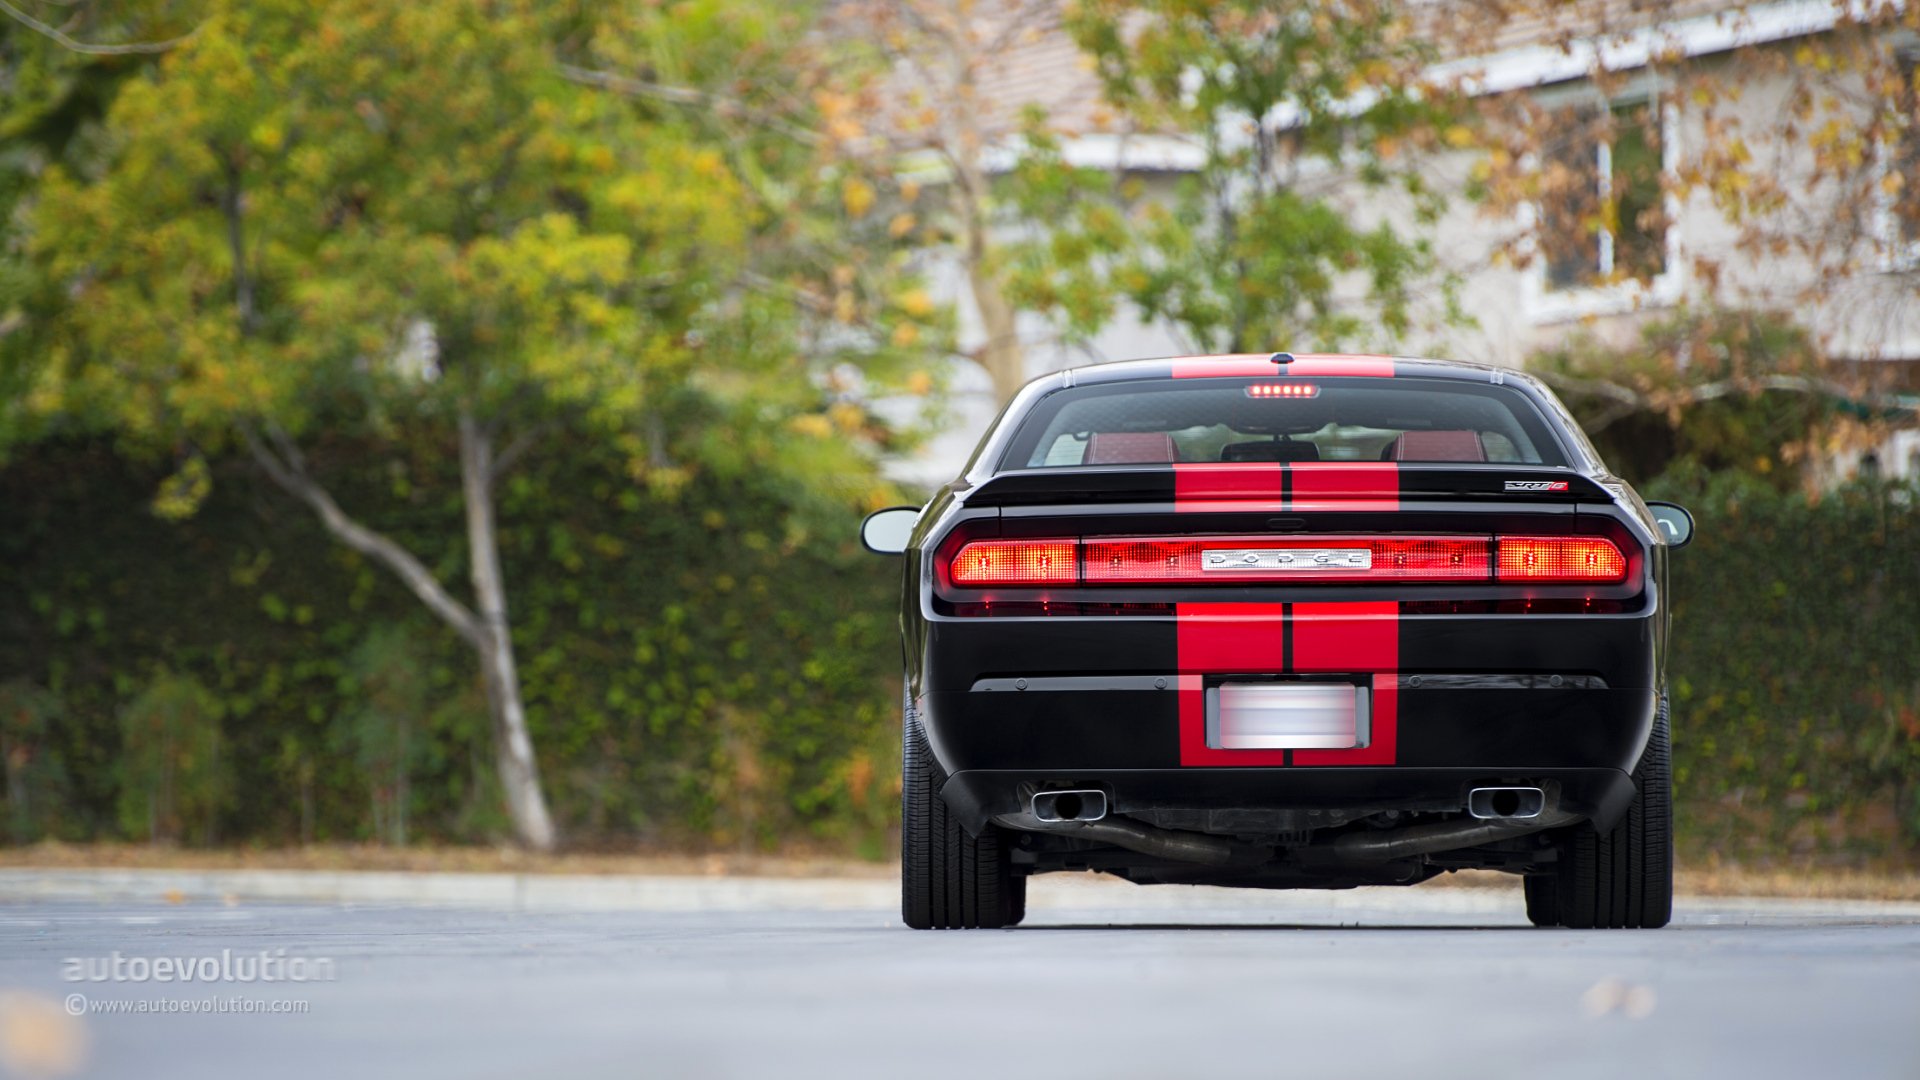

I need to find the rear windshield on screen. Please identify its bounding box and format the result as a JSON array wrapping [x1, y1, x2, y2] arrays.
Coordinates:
[[1002, 377, 1570, 469]]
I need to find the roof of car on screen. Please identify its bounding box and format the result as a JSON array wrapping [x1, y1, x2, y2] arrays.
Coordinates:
[[1062, 353, 1515, 386]]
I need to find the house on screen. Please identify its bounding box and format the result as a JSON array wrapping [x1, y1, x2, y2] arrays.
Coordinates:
[[898, 0, 1920, 485]]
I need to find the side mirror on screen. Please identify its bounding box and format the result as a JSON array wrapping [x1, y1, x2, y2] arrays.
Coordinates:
[[860, 506, 921, 554], [1646, 502, 1695, 549]]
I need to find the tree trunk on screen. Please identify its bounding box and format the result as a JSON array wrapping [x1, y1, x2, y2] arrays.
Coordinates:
[[241, 421, 558, 852], [968, 258, 1028, 404], [944, 29, 1028, 407], [458, 411, 557, 852]]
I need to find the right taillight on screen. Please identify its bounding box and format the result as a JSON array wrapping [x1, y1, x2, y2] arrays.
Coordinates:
[[1496, 536, 1627, 583], [948, 540, 1077, 585]]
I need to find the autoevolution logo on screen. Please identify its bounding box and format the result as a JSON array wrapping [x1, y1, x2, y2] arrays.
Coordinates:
[[1503, 480, 1570, 492]]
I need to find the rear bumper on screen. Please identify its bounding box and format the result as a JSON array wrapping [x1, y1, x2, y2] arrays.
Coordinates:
[[916, 609, 1659, 832], [941, 766, 1637, 834]]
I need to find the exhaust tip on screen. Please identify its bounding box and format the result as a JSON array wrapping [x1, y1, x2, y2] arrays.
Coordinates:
[[1467, 786, 1546, 820], [1031, 788, 1108, 823]]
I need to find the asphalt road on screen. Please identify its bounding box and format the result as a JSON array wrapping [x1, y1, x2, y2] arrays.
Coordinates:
[[2, 885, 1918, 1080]]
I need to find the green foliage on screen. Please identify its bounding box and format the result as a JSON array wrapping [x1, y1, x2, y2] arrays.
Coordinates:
[[334, 625, 432, 845], [1000, 0, 1462, 354], [3, 0, 940, 848], [12, 0, 936, 482], [0, 429, 903, 850], [0, 2, 204, 451], [1652, 467, 1920, 860], [0, 679, 71, 842], [116, 669, 231, 844], [1532, 309, 1847, 488]]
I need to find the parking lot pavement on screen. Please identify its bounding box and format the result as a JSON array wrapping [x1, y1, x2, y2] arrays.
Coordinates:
[[1, 875, 1917, 1080]]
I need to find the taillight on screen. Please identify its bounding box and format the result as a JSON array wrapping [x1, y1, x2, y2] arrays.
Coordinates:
[[1082, 537, 1491, 583], [1495, 536, 1627, 583], [943, 535, 1631, 587], [948, 540, 1077, 585]]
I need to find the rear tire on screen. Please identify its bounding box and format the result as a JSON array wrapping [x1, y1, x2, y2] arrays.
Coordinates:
[[1537, 698, 1674, 929], [1523, 875, 1560, 927], [901, 693, 1024, 930]]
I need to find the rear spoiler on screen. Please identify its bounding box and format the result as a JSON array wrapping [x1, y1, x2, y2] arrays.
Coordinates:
[[962, 465, 1612, 507]]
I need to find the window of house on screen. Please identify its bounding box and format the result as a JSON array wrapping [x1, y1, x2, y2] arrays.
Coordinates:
[[1539, 100, 1668, 290], [1893, 53, 1920, 250]]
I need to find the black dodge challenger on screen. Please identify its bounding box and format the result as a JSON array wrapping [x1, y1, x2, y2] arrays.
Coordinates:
[[861, 353, 1694, 930]]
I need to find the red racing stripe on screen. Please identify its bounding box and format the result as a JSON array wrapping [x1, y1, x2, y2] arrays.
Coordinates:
[[1173, 462, 1284, 512], [1282, 355, 1395, 377], [1170, 354, 1398, 379], [1170, 355, 1275, 378], [1291, 601, 1398, 766], [1169, 385, 1403, 766], [1175, 603, 1289, 766], [1288, 462, 1399, 512]]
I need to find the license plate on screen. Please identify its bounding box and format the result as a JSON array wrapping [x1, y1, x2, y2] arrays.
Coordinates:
[[1205, 681, 1370, 750]]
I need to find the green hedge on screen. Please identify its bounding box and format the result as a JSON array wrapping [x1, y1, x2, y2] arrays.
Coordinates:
[[0, 434, 904, 854], [1651, 469, 1920, 863], [3, 441, 1917, 864]]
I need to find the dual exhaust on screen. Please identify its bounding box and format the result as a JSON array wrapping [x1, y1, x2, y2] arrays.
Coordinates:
[[1026, 785, 1547, 824], [1001, 784, 1563, 867]]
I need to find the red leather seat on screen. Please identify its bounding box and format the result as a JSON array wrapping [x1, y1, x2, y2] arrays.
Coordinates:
[[1385, 430, 1486, 462], [1085, 432, 1177, 465]]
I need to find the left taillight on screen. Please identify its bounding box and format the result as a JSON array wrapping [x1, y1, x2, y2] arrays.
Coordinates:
[[948, 540, 1078, 585]]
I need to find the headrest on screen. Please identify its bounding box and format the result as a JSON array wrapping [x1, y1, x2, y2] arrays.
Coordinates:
[[1385, 430, 1486, 462], [1085, 432, 1177, 465]]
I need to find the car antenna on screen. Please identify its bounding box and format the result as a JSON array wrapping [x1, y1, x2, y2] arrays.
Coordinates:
[[1269, 351, 1294, 366]]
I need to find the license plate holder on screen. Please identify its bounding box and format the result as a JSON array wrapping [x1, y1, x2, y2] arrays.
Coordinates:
[[1205, 679, 1371, 750]]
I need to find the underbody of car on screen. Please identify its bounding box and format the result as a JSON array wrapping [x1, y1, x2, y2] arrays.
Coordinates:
[[864, 353, 1690, 930]]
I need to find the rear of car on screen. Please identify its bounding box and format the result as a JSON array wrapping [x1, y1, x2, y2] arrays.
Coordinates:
[[867, 354, 1680, 930]]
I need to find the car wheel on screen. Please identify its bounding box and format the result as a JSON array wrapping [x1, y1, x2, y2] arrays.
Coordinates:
[[901, 691, 1024, 930], [1540, 697, 1674, 929], [1522, 875, 1560, 927]]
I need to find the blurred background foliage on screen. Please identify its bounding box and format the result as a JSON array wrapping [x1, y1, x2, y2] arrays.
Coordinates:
[[0, 0, 1913, 867], [1650, 468, 1920, 864], [1532, 309, 1858, 488], [0, 424, 904, 856], [1536, 310, 1920, 864]]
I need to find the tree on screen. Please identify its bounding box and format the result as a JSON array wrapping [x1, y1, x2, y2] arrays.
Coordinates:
[[1528, 308, 1895, 488], [19, 0, 933, 849], [0, 1, 203, 437], [1466, 1, 1920, 441], [829, 0, 1069, 404], [999, 0, 1466, 356]]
